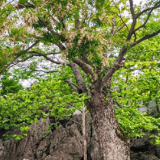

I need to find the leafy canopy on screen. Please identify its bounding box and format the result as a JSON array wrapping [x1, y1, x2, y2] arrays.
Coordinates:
[[0, 0, 160, 143]]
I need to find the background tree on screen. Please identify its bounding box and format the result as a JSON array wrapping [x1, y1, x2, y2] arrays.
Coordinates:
[[0, 71, 23, 96], [0, 0, 160, 159]]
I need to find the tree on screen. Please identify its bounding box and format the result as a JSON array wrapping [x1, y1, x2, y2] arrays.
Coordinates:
[[0, 0, 160, 159]]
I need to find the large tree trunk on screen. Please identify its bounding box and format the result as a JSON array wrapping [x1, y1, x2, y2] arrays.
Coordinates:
[[88, 90, 130, 160]]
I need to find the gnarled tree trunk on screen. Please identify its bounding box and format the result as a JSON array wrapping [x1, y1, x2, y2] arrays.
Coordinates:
[[88, 90, 130, 160], [69, 61, 130, 159]]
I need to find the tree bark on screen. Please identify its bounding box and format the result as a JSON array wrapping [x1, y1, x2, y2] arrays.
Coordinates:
[[88, 90, 130, 160], [82, 103, 87, 160]]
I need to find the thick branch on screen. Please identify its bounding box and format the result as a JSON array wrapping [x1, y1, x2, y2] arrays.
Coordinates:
[[129, 0, 135, 18], [68, 62, 88, 93], [127, 0, 136, 40], [57, 42, 66, 51], [67, 78, 79, 93], [74, 59, 96, 81], [101, 68, 116, 85]]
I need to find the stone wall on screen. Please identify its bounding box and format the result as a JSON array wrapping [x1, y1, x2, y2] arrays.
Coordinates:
[[0, 114, 101, 160], [0, 113, 160, 160]]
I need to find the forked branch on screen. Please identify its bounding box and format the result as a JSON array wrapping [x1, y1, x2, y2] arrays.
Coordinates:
[[74, 59, 96, 81], [66, 78, 79, 93], [101, 1, 160, 89], [130, 29, 160, 48], [136, 1, 160, 18], [68, 62, 88, 93], [134, 8, 154, 33]]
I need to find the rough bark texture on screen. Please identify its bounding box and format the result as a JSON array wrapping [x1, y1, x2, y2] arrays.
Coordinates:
[[88, 91, 130, 160]]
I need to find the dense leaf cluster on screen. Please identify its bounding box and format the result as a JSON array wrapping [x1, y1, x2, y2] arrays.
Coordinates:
[[0, 70, 88, 140]]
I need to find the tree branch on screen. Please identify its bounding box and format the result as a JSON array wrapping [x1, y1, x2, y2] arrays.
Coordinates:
[[74, 59, 96, 81], [100, 1, 136, 88], [75, 12, 80, 30], [57, 42, 66, 51], [16, 1, 36, 9], [15, 40, 39, 58], [15, 54, 36, 63], [68, 62, 88, 93], [102, 28, 160, 89], [114, 24, 126, 35], [59, 17, 66, 30], [27, 51, 62, 64], [82, 51, 92, 66], [101, 46, 127, 89], [24, 40, 40, 53], [129, 0, 135, 18], [0, 40, 40, 74], [47, 26, 66, 41], [113, 2, 130, 33], [130, 29, 160, 48], [66, 78, 79, 93], [111, 17, 115, 36], [11, 51, 60, 66], [100, 1, 160, 90], [127, 0, 136, 41], [136, 1, 160, 18], [134, 8, 154, 33], [29, 51, 61, 56], [46, 52, 61, 55], [38, 19, 66, 51], [35, 69, 58, 73]]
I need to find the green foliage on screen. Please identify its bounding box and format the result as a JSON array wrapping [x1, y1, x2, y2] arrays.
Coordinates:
[[0, 0, 160, 145], [116, 108, 160, 139], [0, 72, 23, 96], [112, 39, 160, 142], [18, 0, 26, 5], [0, 68, 88, 140]]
